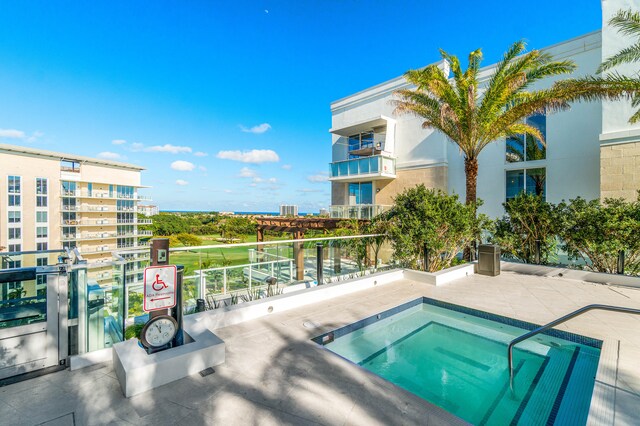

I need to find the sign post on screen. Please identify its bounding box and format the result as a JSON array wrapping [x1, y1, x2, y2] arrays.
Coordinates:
[[139, 238, 184, 353], [143, 265, 177, 312]]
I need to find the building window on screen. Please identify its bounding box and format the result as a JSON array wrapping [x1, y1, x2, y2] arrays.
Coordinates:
[[7, 260, 21, 269], [8, 176, 21, 193], [506, 113, 546, 163], [37, 196, 48, 207], [36, 227, 48, 238], [61, 180, 77, 196], [36, 178, 47, 195], [348, 132, 375, 158], [506, 168, 546, 200], [36, 257, 48, 266], [37, 242, 48, 251], [8, 195, 20, 206], [8, 244, 21, 252], [8, 211, 21, 223], [36, 211, 48, 223], [61, 160, 80, 172], [8, 228, 21, 240], [348, 182, 373, 205]]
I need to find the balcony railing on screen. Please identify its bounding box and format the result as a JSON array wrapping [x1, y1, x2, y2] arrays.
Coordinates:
[[329, 204, 391, 220], [330, 155, 396, 180]]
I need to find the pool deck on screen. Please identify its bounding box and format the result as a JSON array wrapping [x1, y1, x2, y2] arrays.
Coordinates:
[[2, 270, 640, 425]]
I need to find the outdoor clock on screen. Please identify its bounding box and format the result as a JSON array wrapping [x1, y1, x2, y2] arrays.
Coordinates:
[[140, 315, 178, 349]]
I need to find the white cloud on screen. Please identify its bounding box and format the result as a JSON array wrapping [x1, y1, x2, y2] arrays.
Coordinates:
[[267, 177, 277, 183], [238, 167, 257, 178], [97, 151, 122, 160], [198, 165, 207, 171], [112, 139, 126, 145], [297, 188, 322, 193], [240, 123, 271, 134], [146, 144, 192, 154], [224, 189, 233, 193], [0, 129, 26, 139], [216, 149, 279, 163], [171, 160, 196, 171], [194, 151, 208, 157], [175, 179, 189, 186], [307, 172, 330, 183], [127, 143, 192, 154], [0, 128, 43, 143], [281, 164, 292, 170]]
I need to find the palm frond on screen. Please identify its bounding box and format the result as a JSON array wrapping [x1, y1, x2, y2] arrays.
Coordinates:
[[609, 9, 640, 38], [599, 41, 640, 72], [553, 73, 640, 104]]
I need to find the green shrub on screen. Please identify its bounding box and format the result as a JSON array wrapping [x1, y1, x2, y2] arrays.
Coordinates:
[[491, 193, 558, 264], [384, 185, 487, 272], [176, 233, 203, 247], [556, 196, 640, 274], [124, 323, 144, 340]]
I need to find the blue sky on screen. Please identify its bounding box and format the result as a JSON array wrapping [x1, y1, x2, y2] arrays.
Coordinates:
[[0, 1, 601, 212]]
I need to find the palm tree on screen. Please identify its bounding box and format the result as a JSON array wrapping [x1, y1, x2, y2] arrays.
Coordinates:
[[598, 8, 640, 123], [394, 40, 640, 207], [599, 9, 640, 73]]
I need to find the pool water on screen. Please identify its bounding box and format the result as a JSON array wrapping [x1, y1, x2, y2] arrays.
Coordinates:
[[315, 298, 601, 425]]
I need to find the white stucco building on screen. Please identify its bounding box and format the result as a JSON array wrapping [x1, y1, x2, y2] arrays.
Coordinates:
[[330, 0, 640, 219]]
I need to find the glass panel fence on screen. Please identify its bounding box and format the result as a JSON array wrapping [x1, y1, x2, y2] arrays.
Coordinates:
[[166, 235, 391, 316], [0, 250, 63, 329]]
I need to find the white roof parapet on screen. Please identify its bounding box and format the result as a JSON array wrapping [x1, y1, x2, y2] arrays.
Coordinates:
[[330, 30, 602, 112], [0, 143, 146, 171]]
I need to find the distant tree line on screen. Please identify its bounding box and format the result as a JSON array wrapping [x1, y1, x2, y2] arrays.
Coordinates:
[[143, 212, 258, 243]]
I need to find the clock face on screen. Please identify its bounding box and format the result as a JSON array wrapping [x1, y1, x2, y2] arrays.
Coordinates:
[[142, 316, 177, 348]]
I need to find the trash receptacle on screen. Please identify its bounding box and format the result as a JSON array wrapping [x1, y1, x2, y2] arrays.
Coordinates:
[[478, 244, 500, 276]]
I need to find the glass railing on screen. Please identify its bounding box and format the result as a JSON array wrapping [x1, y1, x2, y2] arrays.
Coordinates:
[[113, 234, 392, 332], [329, 204, 391, 220], [0, 250, 65, 329], [330, 155, 396, 179]]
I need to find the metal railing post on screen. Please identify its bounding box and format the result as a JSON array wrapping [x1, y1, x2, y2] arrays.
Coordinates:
[[617, 250, 625, 275], [199, 271, 205, 300], [423, 244, 429, 272], [316, 243, 324, 285], [223, 268, 227, 294]]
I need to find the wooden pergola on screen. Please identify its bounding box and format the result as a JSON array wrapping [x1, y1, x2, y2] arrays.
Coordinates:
[[255, 217, 368, 280]]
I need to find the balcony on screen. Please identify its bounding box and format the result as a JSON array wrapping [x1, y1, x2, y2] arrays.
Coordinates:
[[77, 232, 118, 240], [330, 155, 396, 182], [83, 206, 112, 212], [329, 204, 391, 220]]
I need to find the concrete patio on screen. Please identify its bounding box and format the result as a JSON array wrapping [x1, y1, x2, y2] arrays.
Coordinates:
[[1, 269, 639, 425]]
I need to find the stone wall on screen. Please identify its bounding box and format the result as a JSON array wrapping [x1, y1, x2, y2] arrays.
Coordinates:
[[375, 166, 448, 205], [600, 141, 640, 200]]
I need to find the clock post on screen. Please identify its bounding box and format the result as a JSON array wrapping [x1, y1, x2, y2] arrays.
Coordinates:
[[139, 238, 184, 354]]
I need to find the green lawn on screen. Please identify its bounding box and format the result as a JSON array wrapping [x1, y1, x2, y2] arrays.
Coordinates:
[[169, 234, 291, 276]]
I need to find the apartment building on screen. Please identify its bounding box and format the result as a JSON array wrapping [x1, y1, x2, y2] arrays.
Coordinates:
[[329, 0, 640, 219], [0, 144, 152, 293], [138, 204, 159, 217], [279, 204, 299, 216]]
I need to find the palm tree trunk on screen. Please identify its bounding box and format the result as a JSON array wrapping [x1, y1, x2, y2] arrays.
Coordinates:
[[464, 157, 478, 205], [464, 157, 479, 261]]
